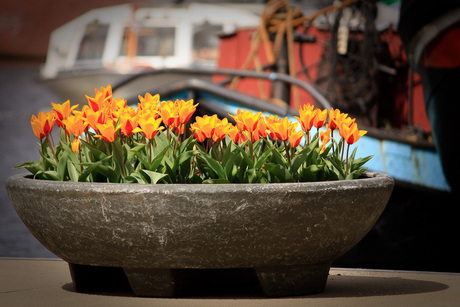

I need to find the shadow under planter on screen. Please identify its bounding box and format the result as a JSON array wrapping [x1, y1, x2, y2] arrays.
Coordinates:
[[6, 172, 394, 297]]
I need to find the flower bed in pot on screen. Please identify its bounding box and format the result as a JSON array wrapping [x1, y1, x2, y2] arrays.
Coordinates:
[[8, 85, 393, 297]]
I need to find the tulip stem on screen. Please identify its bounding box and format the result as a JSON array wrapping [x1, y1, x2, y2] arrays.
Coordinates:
[[284, 141, 291, 167], [46, 134, 58, 163], [113, 143, 126, 178], [346, 143, 350, 177]]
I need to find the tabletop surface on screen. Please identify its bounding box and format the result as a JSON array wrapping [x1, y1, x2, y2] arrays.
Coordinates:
[[1, 258, 460, 307]]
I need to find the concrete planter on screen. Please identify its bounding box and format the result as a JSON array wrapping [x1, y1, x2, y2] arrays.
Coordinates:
[[6, 172, 393, 297]]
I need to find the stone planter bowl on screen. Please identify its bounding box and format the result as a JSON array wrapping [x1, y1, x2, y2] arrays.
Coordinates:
[[6, 172, 393, 297]]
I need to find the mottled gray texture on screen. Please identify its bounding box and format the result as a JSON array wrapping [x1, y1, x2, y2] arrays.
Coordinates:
[[6, 172, 394, 297]]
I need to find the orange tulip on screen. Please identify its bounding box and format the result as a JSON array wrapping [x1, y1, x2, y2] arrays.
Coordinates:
[[51, 100, 79, 128], [269, 117, 297, 142], [265, 115, 282, 141], [229, 109, 262, 134], [320, 125, 331, 153], [31, 111, 56, 139], [289, 128, 304, 148], [62, 113, 87, 138], [86, 85, 112, 112], [81, 105, 110, 132], [138, 93, 160, 111], [313, 108, 327, 129], [253, 117, 269, 141], [339, 122, 367, 145], [294, 103, 316, 134], [94, 122, 119, 143], [328, 108, 347, 131], [212, 118, 232, 142], [190, 115, 218, 142], [134, 117, 164, 139], [71, 137, 80, 153], [160, 100, 180, 128], [178, 99, 198, 125], [320, 125, 331, 145], [227, 125, 245, 144]]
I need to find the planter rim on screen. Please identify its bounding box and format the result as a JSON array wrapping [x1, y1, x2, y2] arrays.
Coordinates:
[[7, 172, 393, 193]]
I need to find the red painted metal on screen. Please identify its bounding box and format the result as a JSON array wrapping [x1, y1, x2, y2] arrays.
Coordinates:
[[215, 26, 432, 133]]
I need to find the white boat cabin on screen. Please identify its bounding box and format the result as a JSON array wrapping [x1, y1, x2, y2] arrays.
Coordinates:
[[40, 3, 261, 79]]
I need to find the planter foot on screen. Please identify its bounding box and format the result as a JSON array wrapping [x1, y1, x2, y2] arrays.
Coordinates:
[[255, 263, 330, 297], [68, 263, 131, 293], [123, 268, 181, 297]]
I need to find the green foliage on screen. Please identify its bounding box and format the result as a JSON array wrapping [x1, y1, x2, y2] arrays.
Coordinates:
[[15, 126, 372, 184]]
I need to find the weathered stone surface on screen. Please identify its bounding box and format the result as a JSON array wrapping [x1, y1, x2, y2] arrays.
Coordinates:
[[6, 172, 394, 297]]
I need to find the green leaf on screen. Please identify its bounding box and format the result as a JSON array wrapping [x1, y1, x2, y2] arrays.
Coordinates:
[[78, 161, 101, 182], [139, 169, 168, 184], [347, 167, 368, 180], [299, 164, 320, 182], [254, 146, 273, 169], [234, 142, 254, 169], [67, 160, 80, 182], [60, 141, 81, 166], [264, 163, 293, 182], [57, 151, 69, 180], [244, 168, 260, 183], [81, 140, 108, 161], [222, 151, 242, 181], [13, 161, 42, 175], [125, 173, 146, 183], [42, 170, 60, 181], [291, 147, 311, 174], [350, 155, 373, 172], [198, 152, 227, 179], [175, 150, 199, 171], [327, 156, 346, 180], [149, 146, 169, 171], [93, 164, 119, 183]]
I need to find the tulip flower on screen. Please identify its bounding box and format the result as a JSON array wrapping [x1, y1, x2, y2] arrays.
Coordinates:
[[31, 111, 58, 162], [134, 117, 164, 140], [95, 122, 119, 143], [138, 93, 160, 111], [63, 113, 87, 139], [229, 109, 262, 134], [320, 125, 331, 153], [269, 117, 292, 142], [294, 103, 317, 145], [31, 111, 56, 139], [227, 125, 245, 144], [51, 100, 79, 128], [86, 85, 112, 112], [289, 128, 304, 148], [160, 100, 180, 129], [190, 115, 218, 142], [212, 118, 232, 143], [313, 108, 327, 129], [340, 122, 367, 145], [328, 108, 347, 131], [265, 114, 282, 141], [178, 99, 198, 125]]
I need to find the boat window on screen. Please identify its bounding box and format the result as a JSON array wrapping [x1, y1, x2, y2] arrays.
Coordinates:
[[77, 22, 109, 60], [120, 27, 175, 57], [192, 23, 223, 65]]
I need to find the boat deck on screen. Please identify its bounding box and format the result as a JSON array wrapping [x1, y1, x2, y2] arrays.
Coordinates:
[[1, 258, 459, 307]]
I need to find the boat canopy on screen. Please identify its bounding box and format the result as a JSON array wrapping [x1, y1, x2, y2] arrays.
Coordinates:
[[40, 3, 261, 79]]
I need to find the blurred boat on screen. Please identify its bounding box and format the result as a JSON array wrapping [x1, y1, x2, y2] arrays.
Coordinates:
[[39, 1, 451, 192]]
